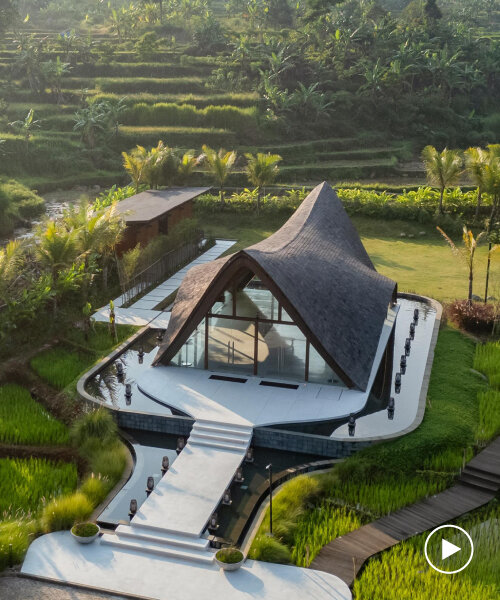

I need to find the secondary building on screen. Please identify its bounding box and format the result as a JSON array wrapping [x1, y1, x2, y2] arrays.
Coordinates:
[[114, 187, 210, 254]]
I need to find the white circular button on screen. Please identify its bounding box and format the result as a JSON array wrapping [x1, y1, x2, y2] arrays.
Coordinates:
[[424, 525, 474, 574]]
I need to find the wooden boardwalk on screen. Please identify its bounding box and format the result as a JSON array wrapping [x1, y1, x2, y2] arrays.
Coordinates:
[[310, 436, 500, 585]]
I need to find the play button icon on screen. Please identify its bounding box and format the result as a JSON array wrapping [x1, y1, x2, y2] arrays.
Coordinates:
[[441, 539, 461, 560], [424, 525, 474, 574]]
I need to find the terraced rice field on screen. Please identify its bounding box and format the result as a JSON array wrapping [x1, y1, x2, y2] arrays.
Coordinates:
[[0, 31, 420, 191]]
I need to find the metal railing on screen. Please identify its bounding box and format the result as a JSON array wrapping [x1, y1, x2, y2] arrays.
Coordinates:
[[118, 231, 204, 306]]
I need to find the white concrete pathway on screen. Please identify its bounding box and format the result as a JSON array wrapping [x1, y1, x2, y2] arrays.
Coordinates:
[[22, 532, 352, 600], [93, 240, 236, 327]]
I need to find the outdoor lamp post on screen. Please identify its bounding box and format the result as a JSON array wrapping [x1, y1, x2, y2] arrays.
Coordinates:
[[395, 372, 402, 394], [146, 476, 155, 496], [245, 447, 254, 463], [266, 463, 273, 536], [208, 512, 219, 532], [161, 456, 169, 476], [125, 383, 132, 405], [176, 437, 186, 454], [235, 466, 244, 483], [222, 489, 232, 506], [129, 498, 138, 519], [116, 361, 124, 381], [348, 413, 356, 437], [387, 396, 395, 420]]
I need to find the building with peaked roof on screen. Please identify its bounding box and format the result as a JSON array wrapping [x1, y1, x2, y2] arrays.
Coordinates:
[[115, 187, 211, 254], [153, 182, 397, 400]]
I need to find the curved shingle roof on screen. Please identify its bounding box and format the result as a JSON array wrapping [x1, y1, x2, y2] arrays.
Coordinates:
[[153, 182, 397, 390]]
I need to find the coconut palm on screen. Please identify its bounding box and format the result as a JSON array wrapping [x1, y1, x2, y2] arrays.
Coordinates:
[[122, 148, 146, 192], [481, 151, 500, 301], [421, 145, 463, 214], [200, 145, 237, 204], [177, 150, 202, 185], [464, 147, 489, 219], [244, 152, 282, 213], [36, 221, 78, 282], [437, 225, 486, 302]]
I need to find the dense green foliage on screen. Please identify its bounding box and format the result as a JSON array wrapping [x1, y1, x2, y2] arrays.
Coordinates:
[[250, 327, 497, 566], [0, 177, 45, 236], [0, 384, 69, 445], [0, 457, 78, 514], [30, 348, 93, 390]]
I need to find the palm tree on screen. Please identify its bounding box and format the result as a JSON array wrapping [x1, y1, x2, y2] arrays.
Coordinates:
[[464, 147, 489, 219], [177, 150, 201, 185], [122, 147, 148, 192], [421, 146, 463, 214], [481, 151, 500, 301], [9, 108, 41, 152], [244, 152, 282, 213], [201, 145, 237, 204], [437, 226, 485, 303]]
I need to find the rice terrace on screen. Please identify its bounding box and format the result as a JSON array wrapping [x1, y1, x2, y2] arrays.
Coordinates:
[[0, 0, 499, 599]]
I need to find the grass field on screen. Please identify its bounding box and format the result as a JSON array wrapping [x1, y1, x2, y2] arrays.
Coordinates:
[[200, 212, 500, 302]]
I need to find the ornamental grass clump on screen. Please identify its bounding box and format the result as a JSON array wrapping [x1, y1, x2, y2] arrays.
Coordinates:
[[80, 474, 109, 506], [41, 492, 93, 532]]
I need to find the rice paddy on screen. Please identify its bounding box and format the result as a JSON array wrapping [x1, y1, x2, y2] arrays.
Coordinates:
[[0, 384, 69, 446], [354, 505, 500, 599], [0, 457, 78, 514]]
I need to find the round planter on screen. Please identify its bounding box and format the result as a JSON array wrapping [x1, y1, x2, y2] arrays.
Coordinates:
[[71, 524, 100, 545], [215, 556, 245, 571]]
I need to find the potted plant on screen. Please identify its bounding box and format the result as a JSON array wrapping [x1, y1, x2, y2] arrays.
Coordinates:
[[71, 522, 100, 544], [215, 547, 245, 571]]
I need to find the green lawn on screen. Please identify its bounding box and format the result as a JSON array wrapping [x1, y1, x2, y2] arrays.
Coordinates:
[[200, 212, 500, 302]]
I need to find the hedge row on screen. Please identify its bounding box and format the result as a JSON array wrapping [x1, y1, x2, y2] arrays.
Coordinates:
[[96, 76, 206, 94], [122, 102, 259, 131]]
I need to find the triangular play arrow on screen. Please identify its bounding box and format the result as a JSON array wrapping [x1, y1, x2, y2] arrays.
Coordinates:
[[442, 539, 461, 560]]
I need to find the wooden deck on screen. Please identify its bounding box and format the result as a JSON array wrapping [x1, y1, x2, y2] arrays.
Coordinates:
[[310, 436, 500, 585]]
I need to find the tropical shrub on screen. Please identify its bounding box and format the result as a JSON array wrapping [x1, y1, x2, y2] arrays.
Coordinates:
[[447, 300, 497, 334]]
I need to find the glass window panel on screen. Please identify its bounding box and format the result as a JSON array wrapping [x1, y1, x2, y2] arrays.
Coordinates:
[[171, 320, 205, 369], [211, 290, 232, 315], [308, 344, 344, 386], [257, 322, 306, 381], [281, 307, 293, 322], [207, 316, 254, 375], [236, 282, 279, 320]]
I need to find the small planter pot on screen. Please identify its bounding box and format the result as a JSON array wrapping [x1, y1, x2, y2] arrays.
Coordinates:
[[71, 523, 100, 545], [215, 548, 245, 571]]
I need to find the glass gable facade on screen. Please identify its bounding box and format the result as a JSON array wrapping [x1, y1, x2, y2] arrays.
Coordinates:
[[171, 275, 344, 386]]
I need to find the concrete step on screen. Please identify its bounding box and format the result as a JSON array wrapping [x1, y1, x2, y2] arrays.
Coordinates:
[[188, 439, 248, 452], [196, 419, 252, 434], [189, 431, 249, 445], [192, 423, 251, 439], [101, 533, 214, 565], [116, 525, 209, 551]]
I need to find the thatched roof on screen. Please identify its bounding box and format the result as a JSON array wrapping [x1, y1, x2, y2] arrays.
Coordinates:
[[153, 182, 397, 390]]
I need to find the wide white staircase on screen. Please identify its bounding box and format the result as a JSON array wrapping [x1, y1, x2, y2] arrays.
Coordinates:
[[101, 420, 252, 564]]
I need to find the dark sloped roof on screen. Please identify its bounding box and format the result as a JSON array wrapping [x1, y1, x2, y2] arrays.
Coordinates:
[[114, 188, 211, 223], [153, 182, 396, 390]]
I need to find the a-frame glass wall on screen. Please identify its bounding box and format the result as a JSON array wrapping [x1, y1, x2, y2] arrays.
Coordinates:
[[170, 275, 345, 386]]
